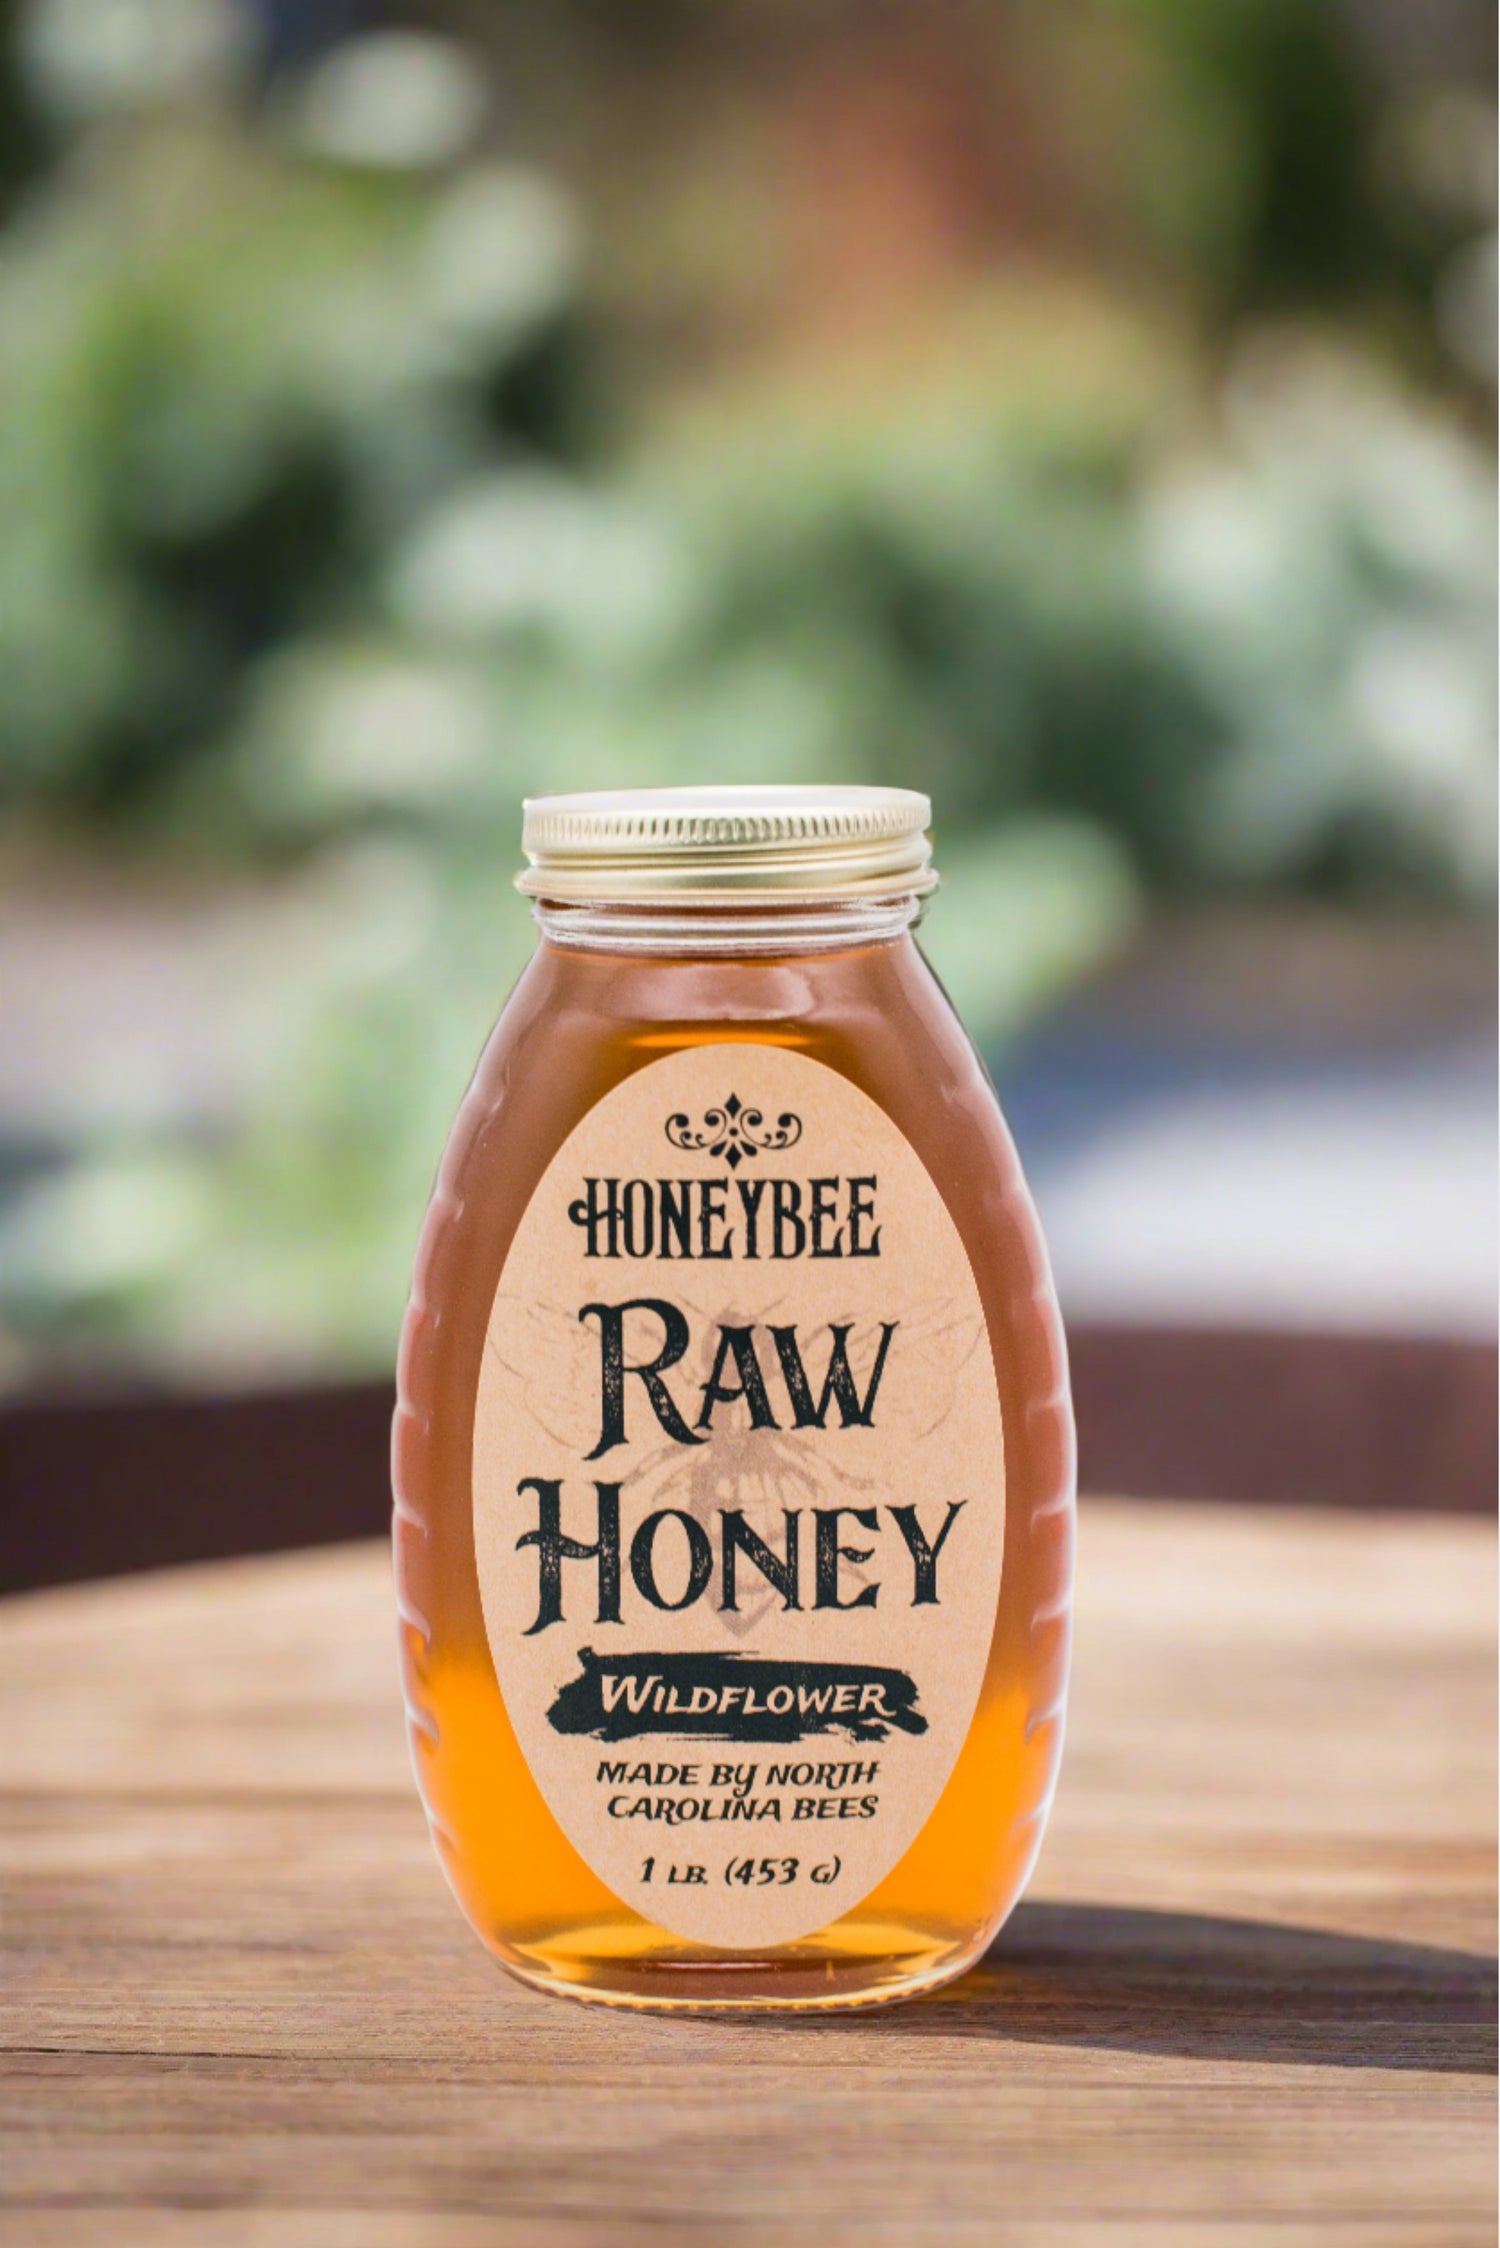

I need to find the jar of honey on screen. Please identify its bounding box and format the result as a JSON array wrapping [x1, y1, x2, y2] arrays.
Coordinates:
[[393, 786, 1074, 2012]]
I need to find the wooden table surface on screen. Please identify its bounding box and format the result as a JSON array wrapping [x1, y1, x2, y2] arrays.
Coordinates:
[[2, 1499, 1494, 2247]]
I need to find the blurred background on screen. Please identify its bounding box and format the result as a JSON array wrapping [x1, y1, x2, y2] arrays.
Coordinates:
[[0, 0, 1493, 1582]]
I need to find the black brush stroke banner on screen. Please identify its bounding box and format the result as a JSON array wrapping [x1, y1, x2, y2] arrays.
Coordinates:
[[546, 1648, 928, 1744]]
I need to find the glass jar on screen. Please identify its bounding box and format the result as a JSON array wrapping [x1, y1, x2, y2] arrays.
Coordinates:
[[393, 786, 1073, 2013]]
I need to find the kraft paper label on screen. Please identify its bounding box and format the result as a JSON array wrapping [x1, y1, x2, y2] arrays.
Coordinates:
[[472, 1043, 1005, 1947]]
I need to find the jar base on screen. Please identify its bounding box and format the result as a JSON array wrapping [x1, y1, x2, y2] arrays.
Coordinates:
[[492, 1918, 993, 2015]]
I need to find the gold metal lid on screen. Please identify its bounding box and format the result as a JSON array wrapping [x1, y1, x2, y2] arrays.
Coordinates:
[[517, 785, 935, 903]]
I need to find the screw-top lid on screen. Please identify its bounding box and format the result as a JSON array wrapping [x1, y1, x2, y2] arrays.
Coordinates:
[[517, 785, 934, 903]]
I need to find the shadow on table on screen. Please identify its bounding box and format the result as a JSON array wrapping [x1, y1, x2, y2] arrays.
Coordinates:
[[913, 1902, 1498, 2076]]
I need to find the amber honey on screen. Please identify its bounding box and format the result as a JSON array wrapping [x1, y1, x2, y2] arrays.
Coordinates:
[[393, 790, 1073, 2012]]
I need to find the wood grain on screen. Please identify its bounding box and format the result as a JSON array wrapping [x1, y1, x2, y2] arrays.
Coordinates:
[[0, 1499, 1493, 2246]]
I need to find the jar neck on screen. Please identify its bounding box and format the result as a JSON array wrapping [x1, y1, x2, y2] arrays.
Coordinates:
[[530, 892, 926, 958]]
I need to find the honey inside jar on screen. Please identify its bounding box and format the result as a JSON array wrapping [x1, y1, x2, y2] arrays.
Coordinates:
[[394, 788, 1073, 2012]]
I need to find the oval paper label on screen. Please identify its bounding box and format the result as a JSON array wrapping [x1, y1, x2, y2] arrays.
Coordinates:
[[472, 1042, 1005, 1947]]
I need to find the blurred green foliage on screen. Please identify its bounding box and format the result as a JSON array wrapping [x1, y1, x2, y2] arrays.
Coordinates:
[[0, 0, 1492, 1380]]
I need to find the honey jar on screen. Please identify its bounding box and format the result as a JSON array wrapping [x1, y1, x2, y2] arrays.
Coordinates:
[[393, 786, 1074, 2011]]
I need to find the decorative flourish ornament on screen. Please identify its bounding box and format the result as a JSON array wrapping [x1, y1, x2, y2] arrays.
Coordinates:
[[664, 1092, 803, 1168]]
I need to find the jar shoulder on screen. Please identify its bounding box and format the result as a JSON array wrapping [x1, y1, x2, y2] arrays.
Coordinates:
[[447, 936, 1024, 1203]]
